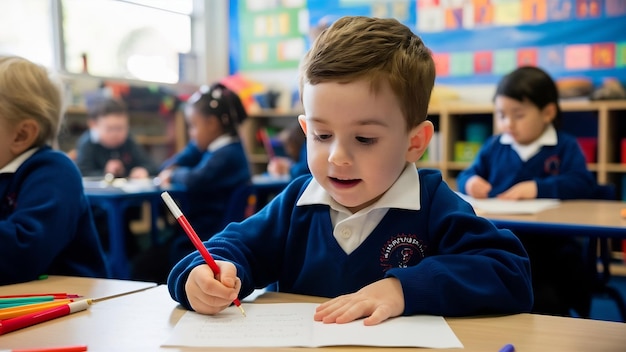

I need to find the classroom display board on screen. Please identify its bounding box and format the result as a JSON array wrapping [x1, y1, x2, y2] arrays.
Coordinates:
[[231, 0, 626, 85]]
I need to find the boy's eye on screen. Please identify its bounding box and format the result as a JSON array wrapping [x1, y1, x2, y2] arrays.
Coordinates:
[[313, 134, 331, 141], [356, 136, 377, 145]]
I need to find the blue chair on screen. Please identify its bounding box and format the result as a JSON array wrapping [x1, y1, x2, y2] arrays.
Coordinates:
[[221, 183, 257, 228], [584, 184, 626, 321]]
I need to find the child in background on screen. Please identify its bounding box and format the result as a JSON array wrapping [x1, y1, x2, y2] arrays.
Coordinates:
[[75, 97, 157, 178], [168, 16, 533, 324], [266, 120, 309, 179], [457, 66, 597, 316], [133, 83, 251, 283], [0, 55, 109, 284]]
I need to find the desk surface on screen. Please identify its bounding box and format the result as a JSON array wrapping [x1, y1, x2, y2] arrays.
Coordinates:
[[0, 275, 156, 301], [1, 284, 625, 351], [483, 200, 626, 238]]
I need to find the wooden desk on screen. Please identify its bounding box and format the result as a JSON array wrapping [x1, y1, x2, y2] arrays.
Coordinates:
[[1, 284, 624, 351], [483, 200, 626, 239], [0, 275, 156, 301]]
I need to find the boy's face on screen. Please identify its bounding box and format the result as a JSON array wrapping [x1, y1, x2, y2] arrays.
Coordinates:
[[300, 79, 430, 213], [92, 113, 129, 149], [495, 95, 555, 146]]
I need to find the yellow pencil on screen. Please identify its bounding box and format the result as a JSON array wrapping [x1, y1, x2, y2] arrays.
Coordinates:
[[0, 299, 73, 320]]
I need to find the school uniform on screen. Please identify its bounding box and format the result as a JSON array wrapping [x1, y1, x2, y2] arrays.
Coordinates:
[[0, 147, 109, 285], [75, 129, 158, 177], [456, 126, 596, 316], [456, 126, 596, 199], [169, 166, 533, 317]]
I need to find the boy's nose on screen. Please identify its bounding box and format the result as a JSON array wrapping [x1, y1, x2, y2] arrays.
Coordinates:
[[328, 141, 352, 165]]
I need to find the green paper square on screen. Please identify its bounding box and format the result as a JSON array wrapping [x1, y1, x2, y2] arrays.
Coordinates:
[[493, 50, 517, 75], [617, 42, 626, 68], [450, 52, 474, 76]]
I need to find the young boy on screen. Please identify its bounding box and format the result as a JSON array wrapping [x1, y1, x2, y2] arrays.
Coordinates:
[[75, 97, 157, 178], [168, 16, 533, 325]]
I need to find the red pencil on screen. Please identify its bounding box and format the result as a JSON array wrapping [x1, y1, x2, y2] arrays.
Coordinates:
[[0, 300, 91, 335], [160, 191, 246, 316], [0, 293, 81, 299], [3, 345, 88, 352]]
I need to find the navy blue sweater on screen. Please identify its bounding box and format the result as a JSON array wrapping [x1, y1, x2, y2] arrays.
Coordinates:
[[75, 131, 158, 177], [457, 131, 596, 199], [0, 147, 109, 285], [169, 169, 533, 317]]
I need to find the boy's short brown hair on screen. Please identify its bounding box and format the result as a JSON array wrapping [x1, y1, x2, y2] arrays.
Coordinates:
[[87, 97, 128, 120], [299, 16, 435, 129]]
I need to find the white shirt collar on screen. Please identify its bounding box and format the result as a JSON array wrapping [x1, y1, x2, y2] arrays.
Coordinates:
[[208, 134, 236, 152], [500, 124, 557, 162], [89, 128, 100, 143], [0, 148, 39, 174], [296, 163, 421, 214]]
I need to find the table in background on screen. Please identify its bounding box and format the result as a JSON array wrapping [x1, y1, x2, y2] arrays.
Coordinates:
[[1, 283, 625, 351], [482, 199, 626, 321], [0, 275, 155, 301], [84, 179, 186, 279], [251, 174, 291, 209]]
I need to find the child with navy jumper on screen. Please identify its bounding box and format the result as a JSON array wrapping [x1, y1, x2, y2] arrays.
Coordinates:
[[168, 16, 533, 324], [457, 66, 597, 316], [0, 55, 109, 285], [133, 83, 251, 283]]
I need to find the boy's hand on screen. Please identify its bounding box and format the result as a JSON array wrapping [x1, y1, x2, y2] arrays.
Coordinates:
[[465, 175, 491, 199], [184, 261, 242, 315], [105, 159, 125, 177], [313, 277, 404, 326], [267, 157, 292, 176], [497, 181, 537, 200]]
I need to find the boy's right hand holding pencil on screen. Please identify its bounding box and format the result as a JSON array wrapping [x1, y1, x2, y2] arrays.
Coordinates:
[[185, 262, 242, 315]]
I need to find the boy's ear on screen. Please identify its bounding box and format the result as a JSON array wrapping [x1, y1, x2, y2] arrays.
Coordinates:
[[10, 119, 40, 155], [297, 114, 307, 135], [405, 120, 434, 163]]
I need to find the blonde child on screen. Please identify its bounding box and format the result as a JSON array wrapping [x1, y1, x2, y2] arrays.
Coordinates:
[[0, 55, 108, 284], [168, 16, 533, 324]]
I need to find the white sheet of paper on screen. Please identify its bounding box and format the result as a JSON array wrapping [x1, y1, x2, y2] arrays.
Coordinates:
[[163, 303, 463, 348], [457, 193, 560, 214]]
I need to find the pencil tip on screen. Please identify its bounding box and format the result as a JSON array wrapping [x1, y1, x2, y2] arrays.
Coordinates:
[[238, 305, 246, 317]]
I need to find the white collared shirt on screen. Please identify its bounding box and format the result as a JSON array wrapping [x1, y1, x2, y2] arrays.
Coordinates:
[[208, 134, 236, 152], [499, 125, 557, 162], [296, 164, 421, 254], [0, 148, 39, 174]]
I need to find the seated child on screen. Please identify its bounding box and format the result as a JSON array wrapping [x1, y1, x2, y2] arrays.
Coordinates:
[[168, 16, 533, 324], [457, 66, 597, 316], [0, 55, 109, 284], [267, 120, 310, 179], [75, 97, 157, 178], [132, 83, 251, 283]]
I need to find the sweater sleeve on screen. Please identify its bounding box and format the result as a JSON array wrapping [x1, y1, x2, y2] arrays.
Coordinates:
[[74, 132, 103, 177], [385, 174, 534, 316]]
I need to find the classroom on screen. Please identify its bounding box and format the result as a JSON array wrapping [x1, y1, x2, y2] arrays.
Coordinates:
[[1, 0, 626, 351]]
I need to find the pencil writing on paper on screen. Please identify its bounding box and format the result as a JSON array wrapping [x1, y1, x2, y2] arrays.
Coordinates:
[[160, 191, 246, 316]]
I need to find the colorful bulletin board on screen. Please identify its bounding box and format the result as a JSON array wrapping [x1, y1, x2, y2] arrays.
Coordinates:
[[231, 0, 626, 85]]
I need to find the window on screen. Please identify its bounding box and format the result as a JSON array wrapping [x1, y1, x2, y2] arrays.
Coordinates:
[[0, 0, 54, 68], [62, 0, 192, 83], [0, 0, 193, 84]]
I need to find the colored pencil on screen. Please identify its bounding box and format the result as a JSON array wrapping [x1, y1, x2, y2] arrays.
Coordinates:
[[0, 345, 87, 352], [0, 300, 91, 335], [161, 191, 246, 316], [0, 293, 80, 299], [0, 300, 73, 320]]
